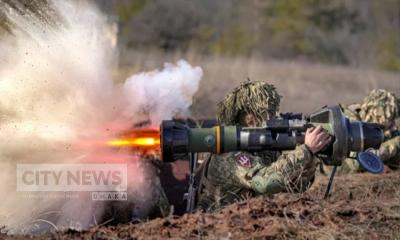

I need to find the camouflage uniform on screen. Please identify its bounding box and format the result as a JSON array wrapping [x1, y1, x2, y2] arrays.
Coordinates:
[[196, 81, 317, 211], [340, 89, 400, 173]]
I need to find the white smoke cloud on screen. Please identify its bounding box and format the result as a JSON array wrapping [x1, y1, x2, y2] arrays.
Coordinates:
[[0, 0, 202, 234], [123, 60, 202, 125]]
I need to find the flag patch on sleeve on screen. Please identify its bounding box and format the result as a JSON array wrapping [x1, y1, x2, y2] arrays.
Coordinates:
[[236, 154, 251, 168]]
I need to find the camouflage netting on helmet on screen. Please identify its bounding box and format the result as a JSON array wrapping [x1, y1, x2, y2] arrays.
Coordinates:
[[217, 81, 281, 125], [359, 89, 399, 127]]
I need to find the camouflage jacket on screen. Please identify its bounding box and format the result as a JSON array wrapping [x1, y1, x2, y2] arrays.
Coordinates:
[[196, 144, 316, 211], [340, 104, 400, 172]]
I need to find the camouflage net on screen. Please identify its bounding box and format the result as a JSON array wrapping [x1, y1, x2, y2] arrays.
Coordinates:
[[217, 81, 281, 125], [359, 89, 399, 127]]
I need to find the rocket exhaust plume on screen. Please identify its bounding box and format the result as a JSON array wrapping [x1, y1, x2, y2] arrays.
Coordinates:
[[107, 128, 161, 148], [0, 0, 202, 234]]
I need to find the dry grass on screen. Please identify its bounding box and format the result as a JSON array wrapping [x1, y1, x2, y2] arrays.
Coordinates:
[[115, 50, 399, 119], [14, 171, 399, 240]]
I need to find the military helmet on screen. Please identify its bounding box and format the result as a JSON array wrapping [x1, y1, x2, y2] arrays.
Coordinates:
[[217, 81, 281, 125], [359, 89, 399, 128]]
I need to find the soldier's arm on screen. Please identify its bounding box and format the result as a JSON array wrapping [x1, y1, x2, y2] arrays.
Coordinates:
[[234, 126, 328, 194], [233, 145, 315, 194], [378, 136, 400, 160], [375, 136, 400, 169], [341, 136, 400, 172], [254, 144, 315, 194]]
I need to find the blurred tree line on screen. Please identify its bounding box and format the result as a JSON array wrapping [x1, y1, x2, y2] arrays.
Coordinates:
[[87, 0, 400, 71]]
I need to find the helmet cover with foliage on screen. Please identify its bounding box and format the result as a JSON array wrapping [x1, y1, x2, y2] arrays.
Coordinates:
[[359, 89, 399, 128], [217, 81, 281, 125]]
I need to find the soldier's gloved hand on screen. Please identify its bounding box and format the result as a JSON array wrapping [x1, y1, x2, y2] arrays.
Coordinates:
[[305, 125, 331, 154]]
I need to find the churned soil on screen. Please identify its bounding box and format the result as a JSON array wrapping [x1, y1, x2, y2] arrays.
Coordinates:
[[3, 170, 400, 240]]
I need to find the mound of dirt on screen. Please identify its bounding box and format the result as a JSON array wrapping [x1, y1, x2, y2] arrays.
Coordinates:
[[5, 170, 400, 240]]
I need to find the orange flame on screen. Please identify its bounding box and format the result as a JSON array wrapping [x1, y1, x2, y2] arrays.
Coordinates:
[[106, 128, 160, 148], [107, 137, 160, 147]]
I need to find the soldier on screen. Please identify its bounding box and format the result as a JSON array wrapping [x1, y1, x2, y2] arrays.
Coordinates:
[[196, 81, 331, 211], [340, 89, 400, 173]]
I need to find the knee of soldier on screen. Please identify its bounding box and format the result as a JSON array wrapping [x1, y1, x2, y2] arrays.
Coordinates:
[[250, 173, 285, 194]]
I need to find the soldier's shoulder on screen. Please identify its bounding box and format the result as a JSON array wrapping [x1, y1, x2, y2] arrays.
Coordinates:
[[385, 135, 400, 144]]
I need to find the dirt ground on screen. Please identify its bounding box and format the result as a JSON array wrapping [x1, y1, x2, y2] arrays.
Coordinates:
[[4, 169, 400, 240]]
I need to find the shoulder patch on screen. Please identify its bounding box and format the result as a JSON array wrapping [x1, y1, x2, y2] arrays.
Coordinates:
[[236, 153, 252, 168]]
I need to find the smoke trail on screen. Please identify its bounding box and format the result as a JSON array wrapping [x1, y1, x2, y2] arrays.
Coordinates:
[[123, 60, 202, 126], [0, 0, 202, 234]]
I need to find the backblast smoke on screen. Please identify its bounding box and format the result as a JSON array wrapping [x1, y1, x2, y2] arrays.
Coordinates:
[[0, 0, 202, 234]]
